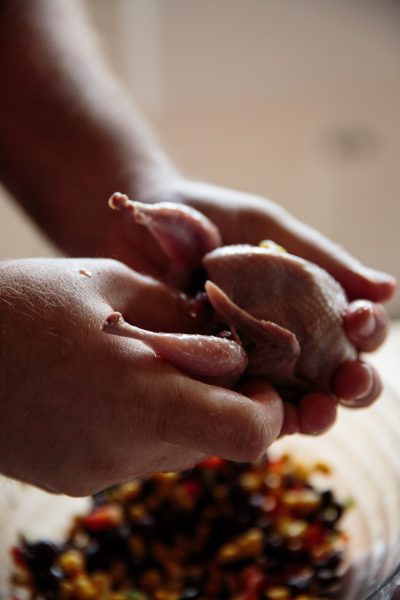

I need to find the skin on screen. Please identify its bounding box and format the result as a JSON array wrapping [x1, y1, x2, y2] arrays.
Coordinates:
[[104, 184, 391, 435], [0, 258, 283, 496], [0, 1, 396, 494]]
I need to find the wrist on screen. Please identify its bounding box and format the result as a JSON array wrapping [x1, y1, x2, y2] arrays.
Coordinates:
[[121, 147, 183, 204]]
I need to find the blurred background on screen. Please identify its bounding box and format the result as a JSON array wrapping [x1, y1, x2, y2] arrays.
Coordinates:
[[0, 0, 399, 313]]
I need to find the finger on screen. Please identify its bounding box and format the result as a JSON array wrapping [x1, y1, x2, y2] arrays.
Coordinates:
[[279, 401, 300, 437], [120, 447, 208, 484], [151, 372, 284, 462], [100, 261, 209, 333], [258, 209, 396, 303], [238, 379, 284, 445], [299, 393, 339, 435], [333, 360, 382, 407], [179, 182, 396, 302], [343, 300, 390, 352]]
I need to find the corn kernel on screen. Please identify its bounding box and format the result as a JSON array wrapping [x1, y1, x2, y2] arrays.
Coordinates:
[[264, 586, 290, 599], [129, 535, 145, 557], [152, 472, 179, 484], [218, 543, 241, 563], [212, 484, 228, 500], [140, 568, 162, 591], [278, 518, 308, 539], [172, 485, 195, 510], [60, 581, 75, 600], [154, 591, 180, 600], [259, 240, 287, 253], [164, 560, 183, 579], [264, 472, 282, 489], [117, 481, 141, 502], [58, 549, 85, 577], [313, 462, 332, 475], [239, 472, 261, 492], [91, 573, 111, 594], [74, 575, 97, 600], [129, 503, 147, 521], [237, 528, 264, 556], [282, 489, 321, 512]]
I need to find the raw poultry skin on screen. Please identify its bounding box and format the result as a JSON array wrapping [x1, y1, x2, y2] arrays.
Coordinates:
[[204, 246, 356, 393], [105, 194, 357, 396]]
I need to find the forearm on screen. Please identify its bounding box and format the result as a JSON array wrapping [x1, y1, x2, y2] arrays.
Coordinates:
[[0, 0, 177, 256]]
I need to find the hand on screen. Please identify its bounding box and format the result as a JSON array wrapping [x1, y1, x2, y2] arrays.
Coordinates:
[[0, 258, 283, 495], [176, 180, 396, 303], [101, 179, 395, 437], [178, 181, 394, 435]]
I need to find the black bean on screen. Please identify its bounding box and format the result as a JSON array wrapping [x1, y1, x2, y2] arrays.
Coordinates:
[[287, 567, 315, 591], [321, 490, 334, 506], [92, 490, 108, 506], [23, 540, 58, 571], [181, 587, 200, 599], [85, 542, 111, 572], [315, 549, 342, 570], [35, 565, 63, 592]]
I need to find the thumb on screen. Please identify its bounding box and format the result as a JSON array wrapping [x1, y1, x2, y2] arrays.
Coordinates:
[[101, 261, 210, 333]]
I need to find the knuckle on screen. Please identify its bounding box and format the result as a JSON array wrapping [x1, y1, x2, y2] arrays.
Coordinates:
[[105, 257, 124, 270], [236, 410, 272, 462], [101, 258, 129, 281], [154, 377, 185, 443], [109, 259, 132, 281]]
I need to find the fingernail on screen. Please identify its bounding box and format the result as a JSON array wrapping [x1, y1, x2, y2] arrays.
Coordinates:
[[340, 365, 375, 406], [362, 267, 396, 285], [357, 312, 376, 337], [354, 365, 374, 399], [347, 301, 375, 337]]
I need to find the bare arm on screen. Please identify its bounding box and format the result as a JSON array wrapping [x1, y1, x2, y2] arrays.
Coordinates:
[[0, 0, 395, 297], [0, 0, 177, 256], [0, 0, 395, 439]]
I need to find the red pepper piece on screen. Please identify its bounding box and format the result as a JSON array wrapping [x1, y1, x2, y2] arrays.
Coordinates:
[[82, 503, 123, 531], [10, 546, 27, 569], [306, 522, 326, 547], [242, 564, 266, 592], [242, 593, 260, 600], [183, 479, 202, 498], [268, 457, 285, 472], [199, 456, 225, 469]]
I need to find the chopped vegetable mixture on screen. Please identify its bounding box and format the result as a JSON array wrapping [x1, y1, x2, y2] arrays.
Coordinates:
[[11, 455, 349, 600]]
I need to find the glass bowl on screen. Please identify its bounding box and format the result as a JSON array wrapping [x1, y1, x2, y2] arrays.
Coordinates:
[[1, 337, 400, 599], [272, 379, 400, 599]]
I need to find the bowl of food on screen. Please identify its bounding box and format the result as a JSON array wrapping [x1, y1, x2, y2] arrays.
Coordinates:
[[275, 381, 400, 600], [7, 375, 400, 600], [9, 453, 352, 600]]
